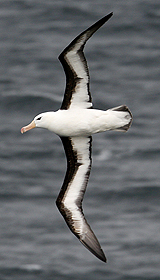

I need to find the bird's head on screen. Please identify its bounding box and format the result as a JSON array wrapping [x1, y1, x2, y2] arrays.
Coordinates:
[[21, 112, 54, 134]]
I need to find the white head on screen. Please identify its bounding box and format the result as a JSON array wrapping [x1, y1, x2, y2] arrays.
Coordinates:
[[21, 112, 54, 134]]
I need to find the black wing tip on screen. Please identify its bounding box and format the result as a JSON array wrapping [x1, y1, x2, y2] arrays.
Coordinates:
[[86, 12, 113, 35], [107, 11, 114, 18], [59, 11, 113, 57], [103, 12, 113, 22], [100, 12, 113, 22], [80, 238, 107, 263], [80, 229, 107, 263]]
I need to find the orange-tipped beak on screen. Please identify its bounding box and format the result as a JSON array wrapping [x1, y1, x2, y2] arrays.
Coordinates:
[[21, 120, 36, 134]]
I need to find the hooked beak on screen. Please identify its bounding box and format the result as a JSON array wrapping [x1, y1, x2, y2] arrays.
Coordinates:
[[21, 120, 36, 134]]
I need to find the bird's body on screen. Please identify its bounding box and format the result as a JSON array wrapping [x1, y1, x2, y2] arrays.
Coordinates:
[[21, 12, 132, 263], [34, 106, 131, 137]]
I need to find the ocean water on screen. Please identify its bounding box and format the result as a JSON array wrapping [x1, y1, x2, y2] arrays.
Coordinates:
[[0, 0, 160, 279]]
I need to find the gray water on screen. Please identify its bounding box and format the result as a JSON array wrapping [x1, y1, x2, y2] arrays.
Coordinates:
[[0, 0, 160, 279]]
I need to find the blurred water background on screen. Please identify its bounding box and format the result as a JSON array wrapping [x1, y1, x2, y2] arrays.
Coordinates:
[[0, 0, 160, 279]]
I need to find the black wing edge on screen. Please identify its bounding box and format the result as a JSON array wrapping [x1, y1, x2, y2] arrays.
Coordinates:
[[59, 12, 113, 110], [56, 136, 92, 210], [56, 137, 78, 208], [56, 137, 107, 262]]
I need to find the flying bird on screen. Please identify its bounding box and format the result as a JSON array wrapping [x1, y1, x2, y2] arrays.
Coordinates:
[[21, 12, 132, 263]]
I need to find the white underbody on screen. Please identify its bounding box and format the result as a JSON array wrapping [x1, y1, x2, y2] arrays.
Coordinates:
[[37, 106, 131, 137]]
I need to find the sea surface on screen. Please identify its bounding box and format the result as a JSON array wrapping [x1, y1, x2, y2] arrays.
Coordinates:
[[0, 0, 160, 279]]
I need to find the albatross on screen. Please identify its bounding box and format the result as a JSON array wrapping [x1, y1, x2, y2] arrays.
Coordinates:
[[21, 12, 132, 263]]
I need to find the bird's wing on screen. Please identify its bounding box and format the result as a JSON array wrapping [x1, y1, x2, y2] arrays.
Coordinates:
[[59, 13, 113, 110], [56, 136, 106, 262]]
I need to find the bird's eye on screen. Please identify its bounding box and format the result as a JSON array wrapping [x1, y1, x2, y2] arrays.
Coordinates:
[[37, 117, 42, 121]]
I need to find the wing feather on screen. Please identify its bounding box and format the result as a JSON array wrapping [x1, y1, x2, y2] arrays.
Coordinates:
[[59, 13, 113, 110], [56, 136, 106, 262]]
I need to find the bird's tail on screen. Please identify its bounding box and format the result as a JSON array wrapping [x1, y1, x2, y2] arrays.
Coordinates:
[[107, 105, 133, 132]]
